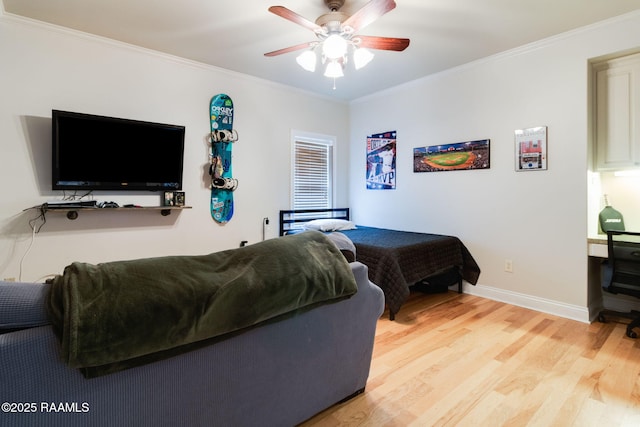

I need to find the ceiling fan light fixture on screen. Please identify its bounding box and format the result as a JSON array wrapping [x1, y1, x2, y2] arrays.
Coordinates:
[[296, 50, 317, 72], [354, 47, 374, 69], [265, 0, 410, 89], [324, 60, 344, 78], [322, 34, 348, 59]]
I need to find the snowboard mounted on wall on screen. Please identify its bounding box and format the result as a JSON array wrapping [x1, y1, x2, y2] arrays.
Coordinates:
[[209, 93, 238, 224]]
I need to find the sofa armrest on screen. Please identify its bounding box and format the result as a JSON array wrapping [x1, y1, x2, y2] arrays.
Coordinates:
[[350, 261, 385, 316], [0, 281, 51, 333]]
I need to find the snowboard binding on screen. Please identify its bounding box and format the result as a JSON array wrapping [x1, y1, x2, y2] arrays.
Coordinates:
[[211, 129, 238, 143], [212, 177, 239, 191], [209, 155, 238, 191]]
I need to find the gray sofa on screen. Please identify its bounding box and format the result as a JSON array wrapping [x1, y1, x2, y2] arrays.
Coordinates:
[[0, 255, 384, 427]]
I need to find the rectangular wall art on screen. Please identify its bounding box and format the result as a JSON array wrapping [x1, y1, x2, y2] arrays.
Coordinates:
[[515, 126, 547, 171], [366, 131, 396, 190], [413, 139, 490, 173]]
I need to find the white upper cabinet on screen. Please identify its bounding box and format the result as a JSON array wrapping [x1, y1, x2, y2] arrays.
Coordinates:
[[594, 52, 640, 171]]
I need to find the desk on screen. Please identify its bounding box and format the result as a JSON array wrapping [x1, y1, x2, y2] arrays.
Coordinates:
[[587, 240, 606, 320], [588, 237, 607, 258], [588, 236, 640, 319]]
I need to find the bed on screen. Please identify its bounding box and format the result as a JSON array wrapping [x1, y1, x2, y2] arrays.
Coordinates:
[[280, 208, 481, 320]]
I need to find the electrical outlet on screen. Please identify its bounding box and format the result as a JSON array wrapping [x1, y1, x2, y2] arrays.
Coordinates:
[[504, 259, 513, 273]]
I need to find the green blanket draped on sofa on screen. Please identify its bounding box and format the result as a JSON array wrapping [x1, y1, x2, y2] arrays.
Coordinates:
[[47, 231, 357, 377]]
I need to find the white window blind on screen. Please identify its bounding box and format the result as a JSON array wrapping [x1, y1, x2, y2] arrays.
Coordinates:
[[292, 132, 334, 210]]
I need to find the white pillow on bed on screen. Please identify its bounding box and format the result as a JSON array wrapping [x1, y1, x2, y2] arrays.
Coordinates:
[[303, 219, 356, 232]]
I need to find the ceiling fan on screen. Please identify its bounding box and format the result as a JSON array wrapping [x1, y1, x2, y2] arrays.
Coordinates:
[[264, 0, 410, 80]]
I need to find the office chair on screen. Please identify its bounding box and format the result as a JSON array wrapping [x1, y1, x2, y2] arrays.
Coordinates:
[[598, 230, 640, 338]]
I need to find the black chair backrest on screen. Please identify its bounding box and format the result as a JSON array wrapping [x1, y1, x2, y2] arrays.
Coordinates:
[[606, 230, 640, 297]]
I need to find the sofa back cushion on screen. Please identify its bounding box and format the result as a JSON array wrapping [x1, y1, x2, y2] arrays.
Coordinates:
[[0, 281, 50, 333]]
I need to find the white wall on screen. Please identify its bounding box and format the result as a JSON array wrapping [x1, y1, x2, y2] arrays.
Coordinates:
[[0, 14, 350, 282], [348, 11, 640, 321]]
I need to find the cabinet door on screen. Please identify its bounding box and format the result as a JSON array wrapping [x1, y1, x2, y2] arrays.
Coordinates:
[[595, 54, 640, 170]]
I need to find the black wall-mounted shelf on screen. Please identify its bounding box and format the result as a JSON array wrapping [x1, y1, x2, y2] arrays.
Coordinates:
[[37, 205, 192, 220]]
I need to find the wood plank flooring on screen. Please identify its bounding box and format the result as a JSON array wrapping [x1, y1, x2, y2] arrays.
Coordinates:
[[301, 291, 640, 426]]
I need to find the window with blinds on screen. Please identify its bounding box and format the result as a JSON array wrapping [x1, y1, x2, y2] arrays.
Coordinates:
[[291, 132, 334, 210]]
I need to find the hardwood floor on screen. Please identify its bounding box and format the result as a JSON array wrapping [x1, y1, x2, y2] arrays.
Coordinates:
[[302, 291, 640, 426]]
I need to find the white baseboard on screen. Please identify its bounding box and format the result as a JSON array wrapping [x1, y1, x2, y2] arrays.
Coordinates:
[[462, 283, 591, 324]]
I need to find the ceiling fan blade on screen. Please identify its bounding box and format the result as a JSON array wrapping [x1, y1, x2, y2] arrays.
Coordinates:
[[357, 35, 410, 51], [268, 6, 322, 33], [264, 42, 316, 57], [342, 0, 397, 33]]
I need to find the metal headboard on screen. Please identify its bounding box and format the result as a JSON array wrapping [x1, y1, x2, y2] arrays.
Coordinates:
[[279, 208, 350, 236]]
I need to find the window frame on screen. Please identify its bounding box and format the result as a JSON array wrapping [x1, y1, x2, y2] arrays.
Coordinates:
[[290, 130, 336, 210]]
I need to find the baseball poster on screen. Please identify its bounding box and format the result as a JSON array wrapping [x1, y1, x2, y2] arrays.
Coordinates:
[[366, 131, 396, 190]]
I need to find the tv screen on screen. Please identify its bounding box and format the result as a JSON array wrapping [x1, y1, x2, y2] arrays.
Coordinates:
[[52, 110, 185, 191]]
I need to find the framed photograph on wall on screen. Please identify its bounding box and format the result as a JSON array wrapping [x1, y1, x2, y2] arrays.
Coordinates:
[[413, 139, 490, 172], [515, 126, 547, 171]]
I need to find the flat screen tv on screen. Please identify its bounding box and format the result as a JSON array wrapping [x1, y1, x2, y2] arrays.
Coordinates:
[[52, 110, 185, 191]]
